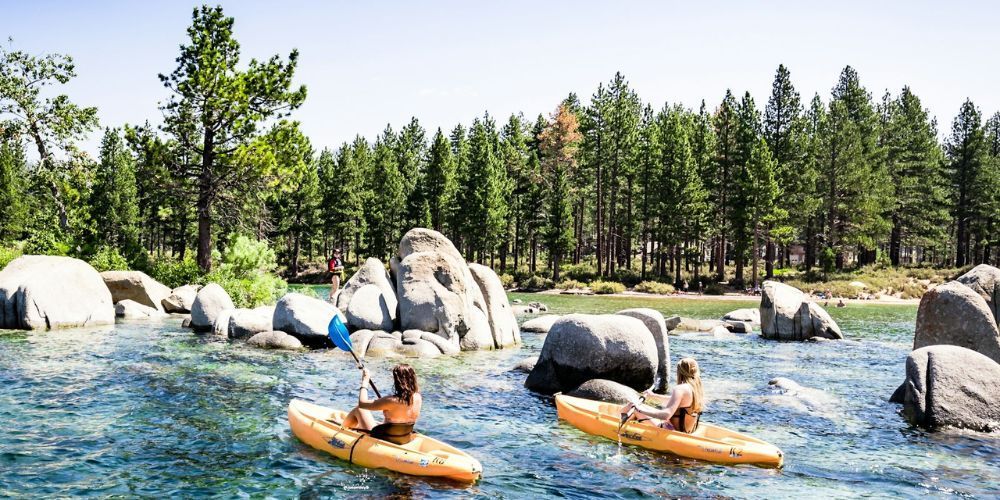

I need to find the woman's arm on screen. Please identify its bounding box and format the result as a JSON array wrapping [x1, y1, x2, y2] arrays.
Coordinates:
[[633, 387, 685, 420]]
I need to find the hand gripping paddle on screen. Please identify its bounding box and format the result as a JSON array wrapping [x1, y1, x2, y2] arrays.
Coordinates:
[[327, 315, 381, 398]]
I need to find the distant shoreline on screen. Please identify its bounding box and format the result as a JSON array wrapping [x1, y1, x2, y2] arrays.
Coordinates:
[[530, 289, 920, 306]]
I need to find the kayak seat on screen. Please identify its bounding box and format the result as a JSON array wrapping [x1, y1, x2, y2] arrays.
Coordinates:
[[370, 422, 416, 445]]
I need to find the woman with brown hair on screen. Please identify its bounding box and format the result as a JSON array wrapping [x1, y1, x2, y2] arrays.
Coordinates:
[[342, 364, 422, 444], [621, 357, 705, 433]]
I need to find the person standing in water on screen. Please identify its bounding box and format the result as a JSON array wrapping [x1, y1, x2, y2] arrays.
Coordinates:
[[328, 248, 345, 299], [621, 357, 705, 433]]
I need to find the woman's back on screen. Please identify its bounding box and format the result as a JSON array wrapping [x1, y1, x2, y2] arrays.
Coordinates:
[[383, 392, 421, 424]]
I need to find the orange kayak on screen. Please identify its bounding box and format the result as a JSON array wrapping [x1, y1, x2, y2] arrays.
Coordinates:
[[555, 394, 784, 467], [288, 399, 482, 482]]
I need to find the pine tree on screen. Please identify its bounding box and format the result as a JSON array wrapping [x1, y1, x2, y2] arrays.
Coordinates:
[[763, 64, 805, 275], [448, 124, 472, 250], [881, 87, 949, 265], [745, 137, 781, 288], [500, 114, 530, 271], [710, 90, 740, 282], [0, 139, 28, 242], [92, 128, 141, 260], [539, 104, 581, 281], [367, 126, 404, 260], [397, 117, 428, 230], [466, 114, 509, 263], [729, 92, 762, 287], [423, 128, 456, 232], [945, 100, 987, 266]]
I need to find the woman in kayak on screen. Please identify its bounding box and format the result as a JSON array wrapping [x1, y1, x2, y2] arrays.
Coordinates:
[[622, 357, 704, 433], [342, 363, 422, 444]]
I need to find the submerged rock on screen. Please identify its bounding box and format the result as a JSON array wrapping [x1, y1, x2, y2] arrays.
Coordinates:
[[247, 330, 303, 350], [190, 283, 235, 332], [894, 345, 1000, 432], [760, 281, 842, 340], [567, 379, 640, 405], [115, 299, 168, 320], [512, 356, 538, 373], [101, 271, 171, 312], [722, 308, 761, 325], [521, 314, 560, 333], [525, 314, 658, 395], [0, 255, 115, 330]]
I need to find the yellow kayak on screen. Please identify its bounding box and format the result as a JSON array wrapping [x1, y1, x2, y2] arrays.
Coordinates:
[[555, 394, 784, 468], [287, 399, 482, 482]]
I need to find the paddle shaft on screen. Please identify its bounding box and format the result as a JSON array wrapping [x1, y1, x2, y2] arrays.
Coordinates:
[[348, 349, 382, 398], [619, 395, 647, 433]]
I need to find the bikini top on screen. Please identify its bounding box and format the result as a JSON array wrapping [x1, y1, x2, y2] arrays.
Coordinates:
[[671, 406, 701, 433]]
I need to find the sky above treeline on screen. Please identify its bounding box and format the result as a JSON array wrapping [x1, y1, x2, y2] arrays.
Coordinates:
[[4, 0, 999, 156]]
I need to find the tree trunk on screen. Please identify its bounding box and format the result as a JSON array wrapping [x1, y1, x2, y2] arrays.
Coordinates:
[[196, 129, 215, 273]]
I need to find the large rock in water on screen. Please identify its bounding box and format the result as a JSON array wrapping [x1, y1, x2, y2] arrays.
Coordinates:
[[956, 264, 1000, 325], [162, 285, 200, 313], [913, 281, 1000, 364], [101, 271, 172, 312], [525, 314, 658, 395], [228, 306, 275, 340], [469, 263, 520, 348], [722, 308, 761, 325], [345, 284, 396, 331], [617, 308, 670, 393], [335, 257, 398, 331], [396, 229, 491, 351], [895, 345, 1000, 432], [272, 293, 346, 348], [0, 255, 115, 330], [189, 283, 235, 332], [760, 281, 843, 340]]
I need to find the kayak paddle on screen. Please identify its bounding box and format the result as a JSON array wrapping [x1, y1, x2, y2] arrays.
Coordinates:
[[619, 394, 647, 434], [327, 315, 382, 398]]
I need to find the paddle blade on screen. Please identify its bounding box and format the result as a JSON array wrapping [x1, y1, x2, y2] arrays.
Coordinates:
[[327, 315, 352, 352]]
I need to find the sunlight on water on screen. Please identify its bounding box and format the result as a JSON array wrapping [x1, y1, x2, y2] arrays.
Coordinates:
[[1, 295, 999, 497]]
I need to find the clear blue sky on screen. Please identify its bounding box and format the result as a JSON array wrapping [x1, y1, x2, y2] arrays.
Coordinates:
[[4, 1, 998, 156]]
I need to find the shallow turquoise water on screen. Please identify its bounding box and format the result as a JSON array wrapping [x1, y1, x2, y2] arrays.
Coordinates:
[[2, 294, 998, 498]]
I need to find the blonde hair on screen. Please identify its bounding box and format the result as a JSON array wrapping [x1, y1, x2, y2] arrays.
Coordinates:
[[677, 358, 704, 413]]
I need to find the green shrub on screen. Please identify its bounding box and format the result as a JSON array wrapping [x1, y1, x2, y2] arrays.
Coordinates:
[[634, 281, 675, 295], [220, 235, 277, 275], [704, 283, 725, 295], [611, 268, 642, 287], [498, 273, 515, 289], [563, 263, 598, 282], [0, 246, 23, 270], [556, 279, 585, 290], [149, 256, 202, 289], [590, 280, 625, 294], [202, 269, 287, 308], [89, 246, 130, 272], [512, 266, 535, 283], [519, 275, 554, 291]]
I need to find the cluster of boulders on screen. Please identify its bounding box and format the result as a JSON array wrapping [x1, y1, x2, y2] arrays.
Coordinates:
[[330, 228, 521, 357], [890, 264, 1000, 432], [760, 281, 843, 340], [524, 308, 674, 402]]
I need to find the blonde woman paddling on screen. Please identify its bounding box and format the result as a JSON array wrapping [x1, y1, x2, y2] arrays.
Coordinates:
[[621, 358, 705, 433]]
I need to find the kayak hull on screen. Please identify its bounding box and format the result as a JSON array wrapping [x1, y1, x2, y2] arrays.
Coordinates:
[[555, 394, 783, 468], [287, 399, 482, 482]]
